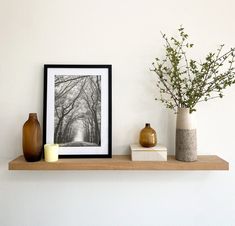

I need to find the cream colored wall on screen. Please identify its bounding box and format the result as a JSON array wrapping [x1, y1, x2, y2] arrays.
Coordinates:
[[1, 0, 235, 225]]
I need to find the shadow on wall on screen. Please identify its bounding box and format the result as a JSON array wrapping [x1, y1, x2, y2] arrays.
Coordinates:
[[167, 111, 176, 155]]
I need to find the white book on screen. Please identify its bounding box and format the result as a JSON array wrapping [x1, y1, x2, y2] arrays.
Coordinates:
[[130, 144, 167, 161]]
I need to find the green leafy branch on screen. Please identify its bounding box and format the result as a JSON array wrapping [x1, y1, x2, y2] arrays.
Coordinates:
[[151, 26, 235, 113]]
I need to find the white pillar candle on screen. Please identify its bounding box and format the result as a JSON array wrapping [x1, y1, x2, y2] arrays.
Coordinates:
[[44, 144, 59, 162]]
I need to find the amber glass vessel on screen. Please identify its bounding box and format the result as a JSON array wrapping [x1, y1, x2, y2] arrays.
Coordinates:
[[139, 123, 157, 147], [22, 113, 42, 162]]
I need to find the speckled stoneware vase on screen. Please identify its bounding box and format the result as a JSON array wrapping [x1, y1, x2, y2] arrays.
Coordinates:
[[175, 108, 197, 162]]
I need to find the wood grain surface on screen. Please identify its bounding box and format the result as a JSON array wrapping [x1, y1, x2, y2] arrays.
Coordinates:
[[8, 155, 229, 170]]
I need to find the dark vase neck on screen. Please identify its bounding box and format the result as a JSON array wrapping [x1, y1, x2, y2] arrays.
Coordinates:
[[28, 113, 38, 120], [145, 123, 150, 128]]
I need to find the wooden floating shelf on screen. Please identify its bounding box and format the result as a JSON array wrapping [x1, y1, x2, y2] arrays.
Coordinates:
[[8, 155, 228, 171]]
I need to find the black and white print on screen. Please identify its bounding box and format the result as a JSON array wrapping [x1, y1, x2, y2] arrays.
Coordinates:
[[54, 75, 101, 147], [44, 65, 112, 158]]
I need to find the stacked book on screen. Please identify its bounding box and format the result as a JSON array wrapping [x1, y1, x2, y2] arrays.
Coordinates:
[[130, 144, 167, 161]]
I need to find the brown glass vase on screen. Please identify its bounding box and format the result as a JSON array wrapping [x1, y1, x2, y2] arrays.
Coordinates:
[[139, 123, 157, 147], [22, 113, 42, 162]]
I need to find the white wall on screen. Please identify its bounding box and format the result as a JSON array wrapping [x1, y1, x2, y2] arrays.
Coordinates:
[[0, 0, 235, 225]]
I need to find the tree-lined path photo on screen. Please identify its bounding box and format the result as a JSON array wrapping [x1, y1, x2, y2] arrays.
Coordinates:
[[54, 74, 101, 147]]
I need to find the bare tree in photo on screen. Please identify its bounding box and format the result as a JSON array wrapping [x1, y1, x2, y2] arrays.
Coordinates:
[[82, 76, 101, 145], [54, 75, 101, 148]]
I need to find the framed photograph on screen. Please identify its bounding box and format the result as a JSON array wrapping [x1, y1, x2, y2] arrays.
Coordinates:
[[43, 65, 112, 158]]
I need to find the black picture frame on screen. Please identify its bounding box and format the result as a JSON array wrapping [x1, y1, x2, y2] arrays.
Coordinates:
[[43, 64, 112, 158]]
